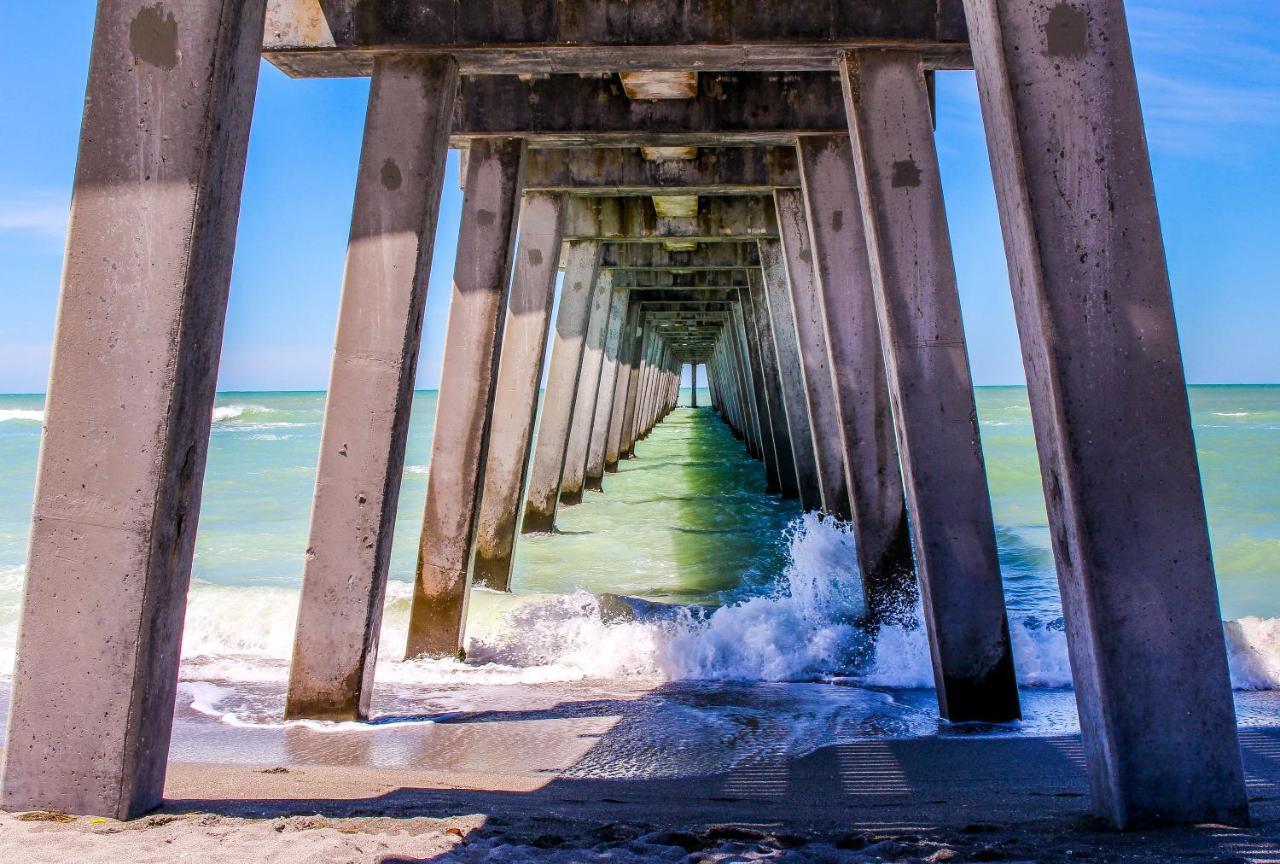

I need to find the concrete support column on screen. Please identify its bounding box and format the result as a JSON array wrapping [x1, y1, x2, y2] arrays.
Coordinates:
[[746, 270, 799, 498], [690, 365, 698, 408], [797, 136, 915, 614], [473, 192, 565, 592], [286, 57, 459, 721], [842, 51, 1019, 722], [605, 303, 640, 472], [962, 0, 1246, 827], [737, 287, 782, 492], [561, 271, 615, 504], [759, 238, 823, 511], [406, 138, 525, 658], [775, 189, 852, 520], [619, 327, 651, 458], [1, 0, 267, 820], [585, 288, 628, 491], [522, 241, 602, 532], [730, 307, 764, 460]]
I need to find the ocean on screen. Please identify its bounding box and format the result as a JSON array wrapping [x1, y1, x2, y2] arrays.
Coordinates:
[[0, 386, 1277, 770]]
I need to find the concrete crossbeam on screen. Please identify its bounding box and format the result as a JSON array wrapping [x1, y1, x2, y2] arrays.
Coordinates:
[[525, 147, 799, 194]]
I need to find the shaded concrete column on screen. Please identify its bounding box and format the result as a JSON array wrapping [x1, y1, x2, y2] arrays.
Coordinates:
[[406, 138, 525, 659], [473, 192, 565, 592], [619, 326, 651, 458], [797, 136, 915, 614], [842, 51, 1019, 722], [605, 303, 640, 472], [759, 238, 823, 511], [746, 270, 799, 498], [729, 311, 763, 458], [521, 241, 602, 532], [0, 0, 267, 820], [690, 366, 698, 408], [736, 287, 783, 492], [286, 57, 459, 722], [561, 271, 615, 504], [628, 330, 657, 447], [776, 189, 853, 519], [961, 1, 1246, 827], [585, 287, 629, 491]]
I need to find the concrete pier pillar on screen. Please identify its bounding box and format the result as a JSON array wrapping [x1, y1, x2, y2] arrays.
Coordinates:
[[560, 271, 615, 504], [472, 192, 565, 592], [746, 270, 800, 498], [690, 365, 698, 408], [775, 189, 852, 520], [0, 0, 267, 819], [737, 286, 783, 493], [406, 138, 525, 659], [962, 0, 1247, 827], [286, 57, 459, 721], [797, 136, 915, 613], [619, 327, 650, 458], [522, 241, 602, 532], [759, 238, 823, 511], [585, 287, 628, 491], [729, 307, 765, 460], [842, 51, 1019, 722], [605, 304, 640, 472]]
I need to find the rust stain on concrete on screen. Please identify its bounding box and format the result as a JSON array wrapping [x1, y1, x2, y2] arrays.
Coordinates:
[[1045, 3, 1088, 59], [129, 4, 179, 70]]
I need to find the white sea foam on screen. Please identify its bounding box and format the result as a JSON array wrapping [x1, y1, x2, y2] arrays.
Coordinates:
[[405, 465, 430, 475], [1213, 412, 1252, 417], [212, 404, 273, 423], [0, 409, 43, 423]]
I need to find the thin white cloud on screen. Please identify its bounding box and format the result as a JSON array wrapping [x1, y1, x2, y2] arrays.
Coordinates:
[[0, 189, 70, 240]]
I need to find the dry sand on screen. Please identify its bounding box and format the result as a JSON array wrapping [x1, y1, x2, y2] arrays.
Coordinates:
[[4, 729, 1280, 862]]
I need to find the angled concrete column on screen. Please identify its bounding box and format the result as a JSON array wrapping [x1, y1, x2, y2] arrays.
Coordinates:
[[798, 136, 915, 614], [962, 0, 1246, 827], [746, 270, 799, 498], [627, 330, 656, 449], [561, 271, 615, 504], [406, 138, 525, 659], [286, 57, 459, 721], [842, 51, 1019, 723], [730, 308, 764, 460], [605, 303, 640, 472], [585, 287, 628, 491], [0, 0, 267, 820], [619, 327, 650, 458], [737, 288, 783, 492], [759, 238, 823, 511], [473, 192, 564, 592], [522, 241, 602, 532], [775, 189, 851, 520]]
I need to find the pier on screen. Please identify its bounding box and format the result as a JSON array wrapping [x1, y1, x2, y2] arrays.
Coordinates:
[[0, 0, 1249, 834]]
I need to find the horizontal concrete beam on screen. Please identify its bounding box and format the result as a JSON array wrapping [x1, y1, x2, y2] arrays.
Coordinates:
[[524, 147, 800, 194], [564, 197, 773, 242], [629, 289, 738, 304], [264, 0, 970, 77], [601, 243, 758, 271], [614, 271, 751, 288]]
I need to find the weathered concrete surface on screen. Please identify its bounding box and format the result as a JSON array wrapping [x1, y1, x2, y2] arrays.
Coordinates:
[[745, 270, 799, 498], [263, 1, 970, 76], [758, 239, 823, 511], [473, 193, 564, 592], [562, 196, 775, 243], [728, 305, 764, 459], [774, 189, 852, 520], [560, 272, 615, 505], [286, 57, 459, 722], [585, 289, 629, 491], [962, 0, 1247, 828], [526, 147, 799, 194], [605, 305, 641, 472], [0, 0, 267, 820], [690, 364, 699, 408], [601, 243, 758, 272], [407, 138, 525, 659], [797, 136, 915, 614], [736, 286, 782, 493], [843, 51, 1019, 723], [522, 241, 602, 532], [618, 327, 650, 459]]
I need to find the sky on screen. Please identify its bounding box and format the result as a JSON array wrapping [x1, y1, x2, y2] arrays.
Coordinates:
[[0, 2, 1277, 393]]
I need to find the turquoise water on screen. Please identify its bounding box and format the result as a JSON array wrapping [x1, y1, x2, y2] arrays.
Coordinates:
[[0, 386, 1278, 745]]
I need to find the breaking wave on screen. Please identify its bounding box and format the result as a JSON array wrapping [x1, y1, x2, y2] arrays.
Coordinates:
[[0, 409, 43, 424]]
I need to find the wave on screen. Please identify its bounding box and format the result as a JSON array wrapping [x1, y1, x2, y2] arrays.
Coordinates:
[[0, 409, 43, 423], [1213, 412, 1252, 417], [212, 404, 274, 423]]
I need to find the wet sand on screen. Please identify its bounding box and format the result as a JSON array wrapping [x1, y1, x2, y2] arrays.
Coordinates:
[[4, 729, 1280, 862]]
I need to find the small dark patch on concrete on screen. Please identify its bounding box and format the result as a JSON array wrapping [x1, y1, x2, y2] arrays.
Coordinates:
[[1045, 4, 1088, 59], [799, 249, 813, 264], [380, 158, 403, 191], [476, 209, 497, 226], [891, 159, 923, 188], [129, 4, 179, 70], [528, 248, 543, 265], [831, 209, 844, 233]]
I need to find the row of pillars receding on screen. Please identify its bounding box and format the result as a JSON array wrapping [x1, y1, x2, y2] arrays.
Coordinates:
[[0, 0, 1248, 834]]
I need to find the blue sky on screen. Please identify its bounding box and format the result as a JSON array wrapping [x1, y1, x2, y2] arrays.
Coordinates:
[[0, 2, 1277, 392]]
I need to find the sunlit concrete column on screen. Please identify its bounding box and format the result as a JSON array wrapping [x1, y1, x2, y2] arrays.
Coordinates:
[[962, 1, 1247, 827], [605, 303, 640, 472], [797, 136, 915, 613], [561, 271, 615, 504], [746, 270, 799, 498], [842, 51, 1019, 722], [759, 239, 823, 511], [0, 0, 267, 820], [406, 138, 525, 659], [775, 189, 851, 520], [472, 192, 564, 592], [522, 240, 602, 532], [286, 57, 459, 722], [585, 287, 628, 491]]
